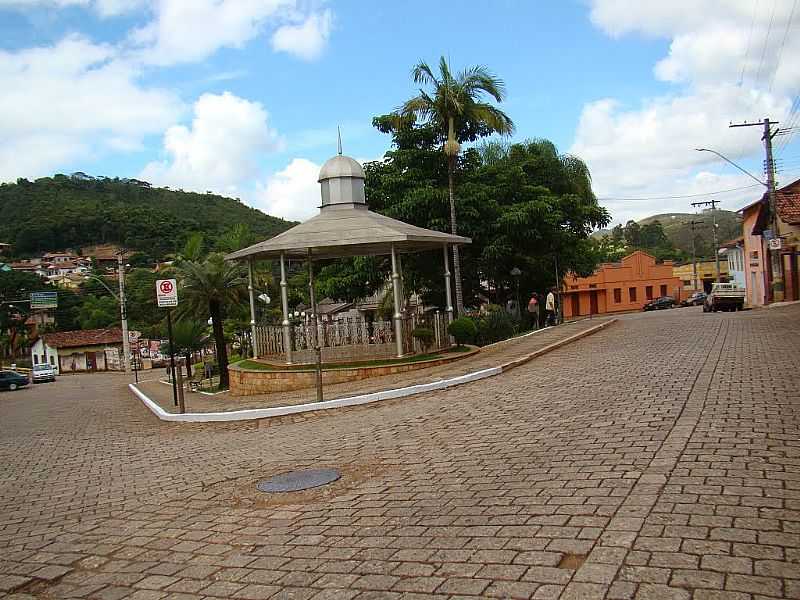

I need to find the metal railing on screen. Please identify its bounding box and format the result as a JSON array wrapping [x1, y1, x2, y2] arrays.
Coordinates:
[[255, 312, 451, 359]]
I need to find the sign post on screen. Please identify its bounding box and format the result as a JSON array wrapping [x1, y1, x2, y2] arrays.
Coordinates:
[[156, 279, 182, 413]]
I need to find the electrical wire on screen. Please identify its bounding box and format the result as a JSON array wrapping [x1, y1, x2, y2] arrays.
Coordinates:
[[755, 0, 777, 85], [739, 0, 760, 87], [597, 184, 761, 202], [768, 0, 797, 93]]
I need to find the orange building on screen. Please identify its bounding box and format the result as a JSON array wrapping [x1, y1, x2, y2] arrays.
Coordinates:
[[562, 251, 683, 318]]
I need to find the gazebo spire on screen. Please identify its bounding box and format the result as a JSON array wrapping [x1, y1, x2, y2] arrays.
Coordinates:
[[337, 126, 342, 155]]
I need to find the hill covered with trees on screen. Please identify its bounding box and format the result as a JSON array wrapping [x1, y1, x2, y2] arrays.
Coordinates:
[[0, 173, 291, 260]]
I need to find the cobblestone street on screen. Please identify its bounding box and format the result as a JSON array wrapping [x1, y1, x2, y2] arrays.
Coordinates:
[[1, 305, 798, 600]]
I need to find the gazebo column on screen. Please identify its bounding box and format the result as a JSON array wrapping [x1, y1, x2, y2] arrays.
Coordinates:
[[247, 258, 258, 358], [443, 244, 454, 323], [390, 244, 404, 357], [279, 252, 292, 364]]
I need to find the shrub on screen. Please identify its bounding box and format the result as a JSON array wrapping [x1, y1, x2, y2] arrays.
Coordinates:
[[448, 317, 477, 346], [412, 327, 435, 351], [475, 308, 516, 346]]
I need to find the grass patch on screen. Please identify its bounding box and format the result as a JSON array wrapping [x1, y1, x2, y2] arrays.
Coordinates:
[[236, 349, 472, 372]]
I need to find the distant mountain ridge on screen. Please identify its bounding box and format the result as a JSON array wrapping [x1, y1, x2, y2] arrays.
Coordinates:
[[594, 210, 742, 260], [0, 173, 292, 259]]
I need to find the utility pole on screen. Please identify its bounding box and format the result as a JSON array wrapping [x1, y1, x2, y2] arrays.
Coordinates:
[[689, 220, 703, 291], [729, 118, 782, 301], [691, 200, 721, 283], [116, 252, 131, 374]]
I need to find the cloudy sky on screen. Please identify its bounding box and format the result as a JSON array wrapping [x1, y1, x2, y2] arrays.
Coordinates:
[[1, 0, 799, 225]]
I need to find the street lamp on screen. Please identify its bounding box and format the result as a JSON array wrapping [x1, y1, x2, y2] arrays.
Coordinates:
[[84, 273, 130, 373], [694, 148, 766, 187]]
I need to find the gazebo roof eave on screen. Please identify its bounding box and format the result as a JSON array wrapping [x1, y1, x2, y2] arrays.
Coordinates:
[[225, 235, 471, 262]]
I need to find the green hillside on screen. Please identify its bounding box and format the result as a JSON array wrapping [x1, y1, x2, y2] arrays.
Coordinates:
[[0, 173, 292, 259], [639, 210, 741, 260]]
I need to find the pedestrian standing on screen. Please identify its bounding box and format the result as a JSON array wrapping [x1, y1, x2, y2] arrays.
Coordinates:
[[527, 293, 540, 329], [545, 288, 556, 326]]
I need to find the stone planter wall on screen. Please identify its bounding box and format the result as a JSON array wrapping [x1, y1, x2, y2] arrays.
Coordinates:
[[228, 348, 477, 397]]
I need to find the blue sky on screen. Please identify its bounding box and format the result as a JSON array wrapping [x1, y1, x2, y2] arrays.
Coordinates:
[[1, 0, 799, 224]]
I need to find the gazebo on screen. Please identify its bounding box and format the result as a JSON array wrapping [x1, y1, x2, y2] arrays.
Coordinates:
[[226, 149, 470, 365]]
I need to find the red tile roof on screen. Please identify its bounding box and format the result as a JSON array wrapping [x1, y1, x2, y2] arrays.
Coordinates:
[[777, 191, 800, 224], [43, 328, 123, 349]]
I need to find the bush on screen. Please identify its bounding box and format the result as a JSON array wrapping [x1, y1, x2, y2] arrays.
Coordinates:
[[412, 327, 435, 351], [448, 317, 477, 346], [475, 308, 516, 346]]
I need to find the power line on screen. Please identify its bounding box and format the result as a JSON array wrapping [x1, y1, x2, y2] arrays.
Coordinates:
[[739, 0, 760, 87], [768, 0, 797, 92], [755, 0, 777, 85], [597, 184, 761, 202]]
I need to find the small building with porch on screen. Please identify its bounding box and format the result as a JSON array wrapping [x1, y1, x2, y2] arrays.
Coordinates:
[[562, 251, 682, 318], [31, 328, 124, 373]]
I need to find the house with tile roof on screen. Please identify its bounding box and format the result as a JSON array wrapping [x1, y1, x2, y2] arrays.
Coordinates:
[[30, 328, 124, 374]]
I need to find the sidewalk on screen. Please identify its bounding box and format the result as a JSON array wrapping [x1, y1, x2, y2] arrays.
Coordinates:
[[137, 317, 614, 414]]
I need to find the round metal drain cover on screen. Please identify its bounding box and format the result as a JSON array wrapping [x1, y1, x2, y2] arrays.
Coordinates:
[[256, 468, 341, 493]]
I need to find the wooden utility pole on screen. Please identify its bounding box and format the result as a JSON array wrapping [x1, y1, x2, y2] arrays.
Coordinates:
[[729, 118, 782, 300], [689, 220, 703, 291], [691, 201, 721, 283]]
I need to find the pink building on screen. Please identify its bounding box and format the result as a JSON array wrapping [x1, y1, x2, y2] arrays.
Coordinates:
[[740, 199, 769, 306]]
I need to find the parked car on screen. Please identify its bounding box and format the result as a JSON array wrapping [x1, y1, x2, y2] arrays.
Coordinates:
[[703, 282, 745, 312], [0, 370, 29, 391], [681, 291, 707, 307], [31, 363, 57, 383], [643, 296, 675, 311]]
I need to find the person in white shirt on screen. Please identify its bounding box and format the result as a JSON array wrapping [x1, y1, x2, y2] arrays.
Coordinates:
[[545, 289, 556, 326]]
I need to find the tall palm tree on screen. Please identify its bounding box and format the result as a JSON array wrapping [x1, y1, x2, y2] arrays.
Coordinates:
[[400, 56, 515, 314], [174, 253, 246, 389]]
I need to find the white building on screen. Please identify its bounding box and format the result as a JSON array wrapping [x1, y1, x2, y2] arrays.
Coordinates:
[[31, 328, 124, 373]]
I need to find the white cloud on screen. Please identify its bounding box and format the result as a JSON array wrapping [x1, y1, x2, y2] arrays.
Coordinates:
[[574, 0, 800, 223], [255, 158, 320, 221], [0, 0, 142, 15], [0, 34, 181, 181], [270, 8, 332, 61], [130, 0, 295, 66], [140, 92, 283, 195]]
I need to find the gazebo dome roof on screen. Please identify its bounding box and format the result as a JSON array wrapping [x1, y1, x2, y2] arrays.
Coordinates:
[[318, 155, 364, 182]]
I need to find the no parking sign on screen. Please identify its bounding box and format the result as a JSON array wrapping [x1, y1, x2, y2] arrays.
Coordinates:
[[156, 279, 178, 307]]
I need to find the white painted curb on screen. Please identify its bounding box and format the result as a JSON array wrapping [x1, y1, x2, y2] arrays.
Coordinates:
[[130, 318, 615, 424], [130, 366, 501, 423]]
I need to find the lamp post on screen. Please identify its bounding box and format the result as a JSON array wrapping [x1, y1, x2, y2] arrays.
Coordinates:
[[694, 148, 777, 293], [84, 269, 130, 374]]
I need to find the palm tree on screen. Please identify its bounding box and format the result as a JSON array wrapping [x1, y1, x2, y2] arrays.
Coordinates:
[[400, 56, 515, 314], [162, 320, 208, 379], [174, 253, 246, 389]]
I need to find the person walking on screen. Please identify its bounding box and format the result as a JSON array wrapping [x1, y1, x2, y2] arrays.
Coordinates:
[[545, 288, 557, 326], [527, 293, 540, 329]]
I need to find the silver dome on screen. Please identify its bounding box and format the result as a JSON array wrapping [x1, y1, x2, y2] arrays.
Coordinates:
[[318, 155, 365, 182]]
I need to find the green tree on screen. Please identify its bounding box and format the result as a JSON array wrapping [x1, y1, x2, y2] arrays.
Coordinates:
[[399, 57, 515, 315], [174, 253, 246, 389], [78, 295, 118, 329], [162, 320, 207, 379]]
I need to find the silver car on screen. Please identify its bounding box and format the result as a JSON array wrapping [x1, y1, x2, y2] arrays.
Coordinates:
[[32, 363, 57, 383]]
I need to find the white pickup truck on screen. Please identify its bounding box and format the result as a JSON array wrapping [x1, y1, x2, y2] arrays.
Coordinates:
[[703, 282, 745, 312]]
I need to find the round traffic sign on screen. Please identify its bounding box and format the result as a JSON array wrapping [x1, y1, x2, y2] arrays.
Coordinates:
[[159, 280, 174, 294]]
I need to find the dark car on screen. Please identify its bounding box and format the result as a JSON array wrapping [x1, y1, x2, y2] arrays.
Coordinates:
[[0, 370, 29, 391], [643, 296, 675, 311], [681, 291, 707, 307]]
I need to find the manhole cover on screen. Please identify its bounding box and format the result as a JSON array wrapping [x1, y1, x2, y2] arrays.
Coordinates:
[[256, 468, 341, 493]]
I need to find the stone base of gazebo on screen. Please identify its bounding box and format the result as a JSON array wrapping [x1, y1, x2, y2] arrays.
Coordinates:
[[228, 347, 478, 396]]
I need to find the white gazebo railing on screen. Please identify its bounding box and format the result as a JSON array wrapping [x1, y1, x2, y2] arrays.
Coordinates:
[[255, 312, 450, 363]]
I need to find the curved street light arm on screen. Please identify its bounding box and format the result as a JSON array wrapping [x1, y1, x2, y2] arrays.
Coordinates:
[[84, 274, 119, 301], [694, 148, 767, 187]]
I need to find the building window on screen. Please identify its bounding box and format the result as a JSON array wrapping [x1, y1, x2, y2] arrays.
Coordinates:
[[33, 354, 38, 364], [660, 284, 668, 296], [613, 288, 621, 303], [750, 251, 759, 260], [646, 286, 653, 300], [629, 287, 637, 302], [50, 356, 55, 365]]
